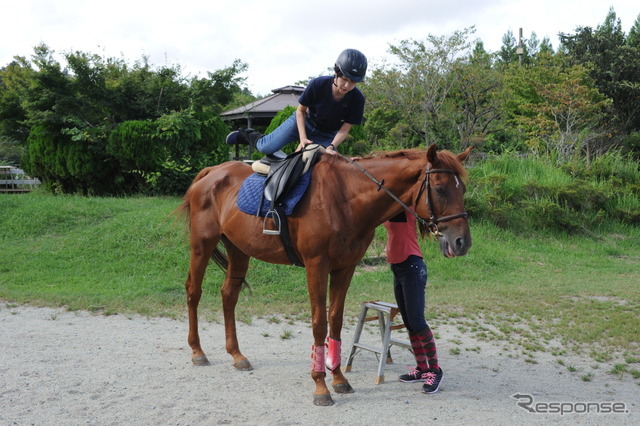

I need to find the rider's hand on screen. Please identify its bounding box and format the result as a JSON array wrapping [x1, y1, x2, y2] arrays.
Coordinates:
[[296, 139, 314, 152]]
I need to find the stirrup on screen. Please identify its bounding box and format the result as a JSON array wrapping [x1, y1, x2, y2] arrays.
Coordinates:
[[263, 209, 281, 235]]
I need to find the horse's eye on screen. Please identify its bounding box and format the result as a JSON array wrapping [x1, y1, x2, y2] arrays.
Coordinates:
[[435, 186, 445, 196]]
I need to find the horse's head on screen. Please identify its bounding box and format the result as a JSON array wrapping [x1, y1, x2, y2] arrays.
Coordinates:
[[414, 144, 472, 258]]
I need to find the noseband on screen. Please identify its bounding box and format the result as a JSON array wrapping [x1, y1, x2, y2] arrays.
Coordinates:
[[414, 164, 468, 236]]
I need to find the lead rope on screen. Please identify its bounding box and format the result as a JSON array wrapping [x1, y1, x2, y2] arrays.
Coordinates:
[[335, 152, 429, 229]]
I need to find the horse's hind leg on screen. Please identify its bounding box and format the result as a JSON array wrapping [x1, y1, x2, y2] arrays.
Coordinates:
[[220, 241, 253, 371], [185, 235, 218, 366]]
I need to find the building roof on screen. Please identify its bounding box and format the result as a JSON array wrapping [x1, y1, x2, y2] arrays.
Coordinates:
[[220, 85, 305, 125]]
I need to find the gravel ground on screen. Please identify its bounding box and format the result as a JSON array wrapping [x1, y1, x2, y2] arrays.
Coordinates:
[[1, 304, 637, 425]]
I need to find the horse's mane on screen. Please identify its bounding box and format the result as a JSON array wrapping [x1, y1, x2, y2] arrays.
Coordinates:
[[436, 150, 468, 181], [340, 148, 468, 180]]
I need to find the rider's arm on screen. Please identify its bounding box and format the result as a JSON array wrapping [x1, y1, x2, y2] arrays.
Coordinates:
[[325, 123, 352, 156], [295, 104, 312, 151]]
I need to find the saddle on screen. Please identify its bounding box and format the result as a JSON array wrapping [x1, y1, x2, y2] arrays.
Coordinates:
[[246, 145, 323, 267], [254, 145, 321, 210]]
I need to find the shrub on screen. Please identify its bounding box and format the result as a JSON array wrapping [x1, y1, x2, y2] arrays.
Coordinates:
[[23, 124, 121, 194], [107, 120, 159, 171], [467, 152, 640, 233], [106, 110, 229, 195]]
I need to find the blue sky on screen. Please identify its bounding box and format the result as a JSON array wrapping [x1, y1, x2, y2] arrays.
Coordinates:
[[2, 0, 638, 96]]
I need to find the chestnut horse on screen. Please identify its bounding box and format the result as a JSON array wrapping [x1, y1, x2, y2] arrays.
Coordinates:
[[178, 144, 471, 406]]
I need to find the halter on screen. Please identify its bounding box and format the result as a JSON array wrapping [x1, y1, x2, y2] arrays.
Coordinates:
[[337, 153, 467, 237]]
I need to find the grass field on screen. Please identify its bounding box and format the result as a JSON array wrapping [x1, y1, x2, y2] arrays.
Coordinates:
[[1, 192, 639, 379]]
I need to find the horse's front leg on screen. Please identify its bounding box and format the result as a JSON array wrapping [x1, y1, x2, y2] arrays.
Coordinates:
[[221, 244, 252, 370], [306, 265, 333, 406], [327, 266, 356, 394]]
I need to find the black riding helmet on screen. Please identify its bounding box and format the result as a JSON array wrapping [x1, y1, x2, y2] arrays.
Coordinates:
[[334, 49, 367, 82]]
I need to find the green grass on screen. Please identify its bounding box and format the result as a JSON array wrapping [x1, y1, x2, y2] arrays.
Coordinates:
[[467, 152, 640, 232], [1, 193, 639, 372], [0, 193, 192, 316]]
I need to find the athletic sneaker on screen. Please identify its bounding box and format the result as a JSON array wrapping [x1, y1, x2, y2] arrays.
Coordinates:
[[399, 368, 428, 383], [225, 130, 242, 145], [421, 368, 444, 394], [225, 128, 262, 148]]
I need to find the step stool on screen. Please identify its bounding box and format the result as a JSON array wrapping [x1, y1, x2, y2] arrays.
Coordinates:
[[343, 301, 412, 384]]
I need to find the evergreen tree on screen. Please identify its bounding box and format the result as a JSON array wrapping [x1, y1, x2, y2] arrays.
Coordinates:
[[560, 7, 640, 136], [498, 30, 518, 64], [538, 37, 555, 55], [627, 14, 640, 47]]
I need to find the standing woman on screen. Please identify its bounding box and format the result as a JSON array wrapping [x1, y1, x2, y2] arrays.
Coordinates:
[[384, 209, 444, 394], [226, 49, 367, 156]]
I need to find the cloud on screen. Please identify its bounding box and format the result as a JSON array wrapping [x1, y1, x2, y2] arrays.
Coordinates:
[[2, 0, 639, 95]]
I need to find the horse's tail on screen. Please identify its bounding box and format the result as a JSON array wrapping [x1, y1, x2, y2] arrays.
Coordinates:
[[210, 242, 252, 292]]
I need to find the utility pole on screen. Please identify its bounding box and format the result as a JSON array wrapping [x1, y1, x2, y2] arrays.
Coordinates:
[[517, 28, 524, 65]]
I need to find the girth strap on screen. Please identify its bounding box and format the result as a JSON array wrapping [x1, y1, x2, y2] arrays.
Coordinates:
[[272, 205, 304, 267], [260, 147, 322, 267]]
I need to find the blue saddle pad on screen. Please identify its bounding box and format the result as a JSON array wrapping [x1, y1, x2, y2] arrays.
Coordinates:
[[237, 171, 312, 217]]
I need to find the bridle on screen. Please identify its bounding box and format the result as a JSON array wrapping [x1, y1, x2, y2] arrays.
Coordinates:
[[337, 152, 468, 237], [413, 163, 468, 236]]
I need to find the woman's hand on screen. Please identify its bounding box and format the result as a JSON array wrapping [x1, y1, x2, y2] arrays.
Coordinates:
[[324, 144, 338, 155], [296, 138, 314, 152]]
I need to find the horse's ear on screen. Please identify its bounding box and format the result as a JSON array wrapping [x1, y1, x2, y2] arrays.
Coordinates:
[[458, 146, 472, 163], [427, 144, 438, 164]]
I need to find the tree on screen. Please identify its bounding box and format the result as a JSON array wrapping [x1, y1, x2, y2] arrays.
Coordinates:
[[0, 58, 33, 143], [107, 109, 229, 194], [560, 8, 640, 136], [19, 44, 116, 193], [447, 41, 504, 149], [539, 37, 555, 55], [498, 30, 518, 64], [497, 29, 551, 66], [3, 43, 246, 194], [502, 54, 611, 161], [364, 27, 475, 148], [189, 59, 248, 113], [628, 14, 640, 47], [362, 107, 405, 149]]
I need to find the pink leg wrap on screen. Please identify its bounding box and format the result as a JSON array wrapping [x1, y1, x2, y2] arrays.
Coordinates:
[[311, 344, 326, 373], [325, 337, 341, 372]]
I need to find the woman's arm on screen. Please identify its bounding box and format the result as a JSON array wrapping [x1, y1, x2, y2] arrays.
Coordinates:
[[325, 122, 352, 155], [295, 104, 313, 151]]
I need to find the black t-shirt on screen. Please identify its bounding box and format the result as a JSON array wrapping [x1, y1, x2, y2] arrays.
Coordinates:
[[298, 76, 365, 132]]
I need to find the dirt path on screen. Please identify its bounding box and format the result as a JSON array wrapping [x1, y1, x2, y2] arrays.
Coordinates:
[[1, 305, 637, 425]]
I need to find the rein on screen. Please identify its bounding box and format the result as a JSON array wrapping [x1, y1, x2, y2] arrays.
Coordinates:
[[336, 152, 467, 237]]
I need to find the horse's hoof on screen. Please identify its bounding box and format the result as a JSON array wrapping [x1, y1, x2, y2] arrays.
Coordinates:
[[192, 355, 210, 366], [233, 359, 253, 371], [332, 382, 354, 394], [313, 393, 334, 406]]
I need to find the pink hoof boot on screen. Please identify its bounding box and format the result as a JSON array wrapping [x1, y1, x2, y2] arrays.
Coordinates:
[[325, 337, 341, 372], [311, 344, 326, 373]]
